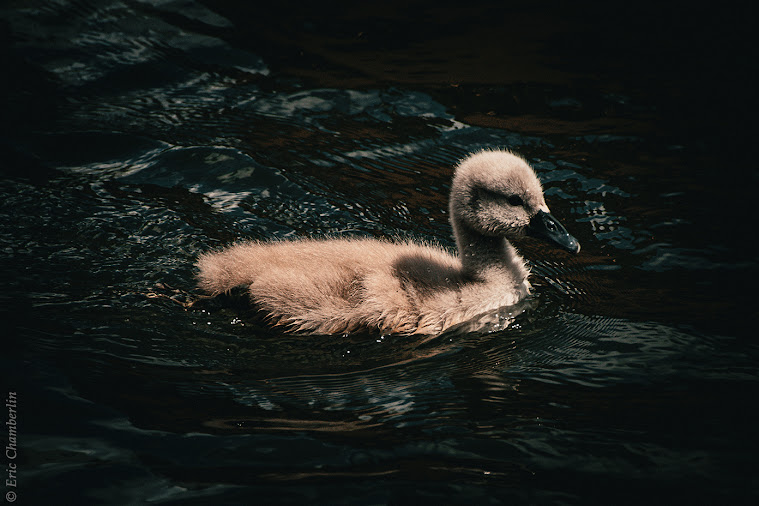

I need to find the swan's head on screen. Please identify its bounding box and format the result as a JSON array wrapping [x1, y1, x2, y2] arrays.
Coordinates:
[[450, 149, 580, 253]]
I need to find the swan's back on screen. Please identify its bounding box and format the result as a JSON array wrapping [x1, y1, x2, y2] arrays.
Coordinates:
[[197, 238, 472, 334], [197, 238, 461, 295]]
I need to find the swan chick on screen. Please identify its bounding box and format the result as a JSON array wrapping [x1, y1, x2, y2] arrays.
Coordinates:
[[196, 149, 580, 335]]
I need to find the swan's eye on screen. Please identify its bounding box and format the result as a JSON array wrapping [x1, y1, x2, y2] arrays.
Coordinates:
[[476, 188, 525, 208]]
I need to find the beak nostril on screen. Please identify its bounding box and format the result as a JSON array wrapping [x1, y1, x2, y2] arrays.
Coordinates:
[[527, 210, 580, 254]]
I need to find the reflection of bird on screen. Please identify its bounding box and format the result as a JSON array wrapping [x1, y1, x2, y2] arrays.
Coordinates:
[[196, 149, 580, 335]]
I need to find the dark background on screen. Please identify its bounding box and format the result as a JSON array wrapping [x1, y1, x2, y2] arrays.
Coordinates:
[[1, 1, 757, 504]]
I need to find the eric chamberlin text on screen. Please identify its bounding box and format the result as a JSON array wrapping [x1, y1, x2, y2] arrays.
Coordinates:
[[5, 392, 18, 503]]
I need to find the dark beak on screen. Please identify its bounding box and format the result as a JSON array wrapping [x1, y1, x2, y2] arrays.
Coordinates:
[[527, 210, 581, 254]]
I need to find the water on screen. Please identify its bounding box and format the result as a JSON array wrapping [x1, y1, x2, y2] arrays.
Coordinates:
[[2, 1, 757, 504]]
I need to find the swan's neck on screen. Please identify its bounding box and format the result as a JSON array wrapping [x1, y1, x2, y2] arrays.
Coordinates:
[[452, 219, 529, 284]]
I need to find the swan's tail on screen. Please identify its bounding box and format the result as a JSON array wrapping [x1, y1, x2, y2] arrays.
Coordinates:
[[195, 243, 260, 295]]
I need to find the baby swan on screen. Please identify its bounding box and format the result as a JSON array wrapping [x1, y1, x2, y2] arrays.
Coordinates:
[[196, 149, 580, 335]]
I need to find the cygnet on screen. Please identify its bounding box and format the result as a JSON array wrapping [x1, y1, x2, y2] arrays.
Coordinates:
[[196, 149, 580, 334]]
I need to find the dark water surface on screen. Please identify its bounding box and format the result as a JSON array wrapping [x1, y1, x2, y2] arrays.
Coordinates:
[[2, 1, 757, 504]]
